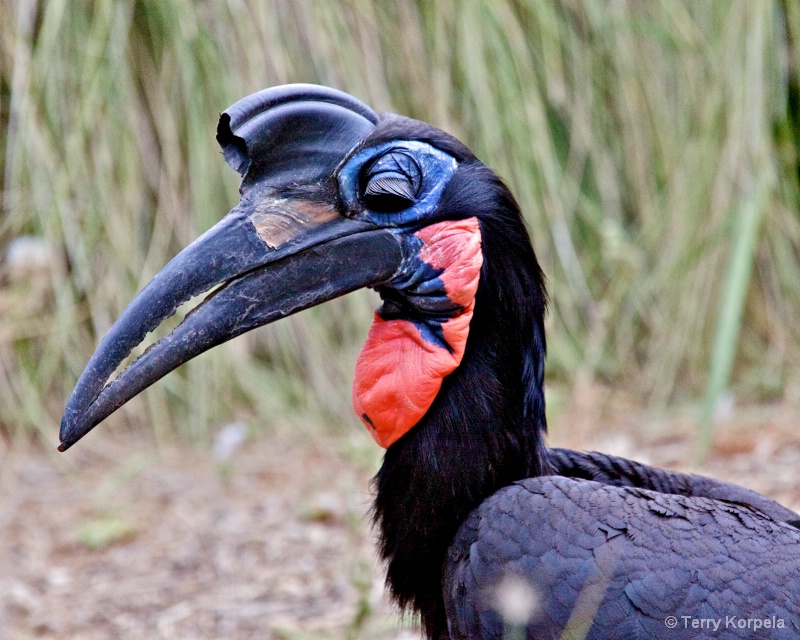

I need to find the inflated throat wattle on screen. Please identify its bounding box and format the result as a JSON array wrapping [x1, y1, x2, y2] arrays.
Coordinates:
[[353, 217, 482, 448]]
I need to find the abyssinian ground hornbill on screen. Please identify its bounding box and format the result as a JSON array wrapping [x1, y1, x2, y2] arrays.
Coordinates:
[[60, 85, 800, 639]]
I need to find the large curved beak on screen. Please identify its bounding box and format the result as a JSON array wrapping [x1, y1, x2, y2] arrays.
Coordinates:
[[59, 207, 402, 450], [59, 85, 401, 450]]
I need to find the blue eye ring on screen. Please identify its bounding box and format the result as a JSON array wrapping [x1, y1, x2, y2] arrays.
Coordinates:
[[337, 141, 458, 226]]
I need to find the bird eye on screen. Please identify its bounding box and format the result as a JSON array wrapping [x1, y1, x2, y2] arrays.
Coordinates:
[[361, 150, 422, 212]]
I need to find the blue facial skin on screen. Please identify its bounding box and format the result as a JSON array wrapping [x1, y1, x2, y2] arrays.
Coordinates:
[[337, 141, 464, 354], [378, 234, 454, 354], [336, 141, 458, 227]]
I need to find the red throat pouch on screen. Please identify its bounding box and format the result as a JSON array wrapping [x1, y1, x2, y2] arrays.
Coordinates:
[[352, 217, 483, 448]]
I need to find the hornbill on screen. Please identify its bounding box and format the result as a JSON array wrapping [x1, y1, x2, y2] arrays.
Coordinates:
[[60, 85, 800, 639]]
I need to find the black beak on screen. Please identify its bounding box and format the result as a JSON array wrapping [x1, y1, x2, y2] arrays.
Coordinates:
[[59, 85, 402, 450]]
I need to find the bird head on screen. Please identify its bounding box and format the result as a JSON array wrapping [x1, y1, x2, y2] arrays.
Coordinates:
[[60, 84, 545, 452]]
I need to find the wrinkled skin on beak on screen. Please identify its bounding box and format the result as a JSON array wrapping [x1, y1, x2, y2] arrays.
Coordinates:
[[59, 85, 404, 450]]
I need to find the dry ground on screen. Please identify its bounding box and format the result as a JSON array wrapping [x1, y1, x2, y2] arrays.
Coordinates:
[[1, 390, 799, 639]]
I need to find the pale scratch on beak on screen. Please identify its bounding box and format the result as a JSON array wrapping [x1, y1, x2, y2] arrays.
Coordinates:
[[250, 199, 340, 249]]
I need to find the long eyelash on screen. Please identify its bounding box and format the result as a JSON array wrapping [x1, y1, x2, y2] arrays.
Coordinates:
[[366, 176, 416, 201]]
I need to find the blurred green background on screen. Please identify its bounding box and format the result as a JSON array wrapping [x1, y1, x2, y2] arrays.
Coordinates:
[[1, 0, 799, 447]]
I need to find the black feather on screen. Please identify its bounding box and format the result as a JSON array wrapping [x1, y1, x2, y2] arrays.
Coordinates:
[[372, 154, 551, 637], [359, 113, 800, 639]]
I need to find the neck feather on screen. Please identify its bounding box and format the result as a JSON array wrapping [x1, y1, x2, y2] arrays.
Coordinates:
[[372, 164, 550, 636]]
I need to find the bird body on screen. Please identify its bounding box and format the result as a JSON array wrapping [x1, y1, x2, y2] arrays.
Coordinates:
[[446, 476, 800, 639], [60, 85, 800, 638]]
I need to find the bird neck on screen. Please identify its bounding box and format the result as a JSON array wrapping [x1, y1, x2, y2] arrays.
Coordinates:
[[372, 165, 551, 636]]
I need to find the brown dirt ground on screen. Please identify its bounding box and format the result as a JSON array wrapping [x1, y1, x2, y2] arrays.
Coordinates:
[[1, 389, 799, 639]]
